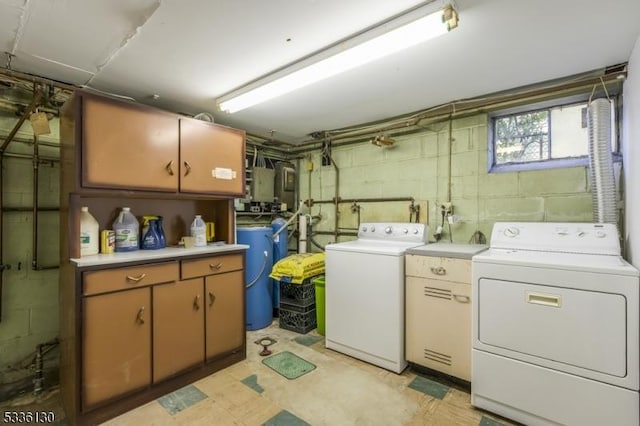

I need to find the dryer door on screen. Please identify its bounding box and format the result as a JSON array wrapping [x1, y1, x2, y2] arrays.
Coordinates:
[[477, 278, 626, 377]]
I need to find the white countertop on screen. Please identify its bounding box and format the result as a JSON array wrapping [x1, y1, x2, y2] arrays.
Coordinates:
[[406, 243, 488, 259], [71, 243, 249, 267]]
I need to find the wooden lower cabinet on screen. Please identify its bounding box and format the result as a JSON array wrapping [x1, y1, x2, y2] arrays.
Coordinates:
[[82, 288, 151, 408], [64, 254, 246, 425], [153, 278, 205, 382], [205, 270, 244, 359]]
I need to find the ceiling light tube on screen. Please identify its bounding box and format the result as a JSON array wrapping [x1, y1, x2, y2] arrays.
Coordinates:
[[218, 2, 459, 113]]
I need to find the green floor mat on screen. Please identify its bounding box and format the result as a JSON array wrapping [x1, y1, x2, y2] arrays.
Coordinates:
[[262, 351, 316, 380]]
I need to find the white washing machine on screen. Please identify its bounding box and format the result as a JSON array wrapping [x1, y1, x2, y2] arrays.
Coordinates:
[[325, 222, 426, 373], [471, 222, 639, 426]]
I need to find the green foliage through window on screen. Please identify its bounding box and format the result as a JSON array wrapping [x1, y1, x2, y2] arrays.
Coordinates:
[[495, 111, 549, 164]]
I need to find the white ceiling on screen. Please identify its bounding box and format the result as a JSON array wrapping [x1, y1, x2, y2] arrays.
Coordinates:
[[1, 0, 639, 144]]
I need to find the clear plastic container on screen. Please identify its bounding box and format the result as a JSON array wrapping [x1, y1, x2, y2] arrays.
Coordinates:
[[80, 206, 99, 256], [190, 215, 207, 247], [113, 207, 139, 252]]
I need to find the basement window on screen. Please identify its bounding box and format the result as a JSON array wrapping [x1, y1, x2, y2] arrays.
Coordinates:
[[488, 96, 619, 173]]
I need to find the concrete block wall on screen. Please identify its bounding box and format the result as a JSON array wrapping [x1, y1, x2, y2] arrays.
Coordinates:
[[299, 113, 599, 248], [0, 115, 60, 394]]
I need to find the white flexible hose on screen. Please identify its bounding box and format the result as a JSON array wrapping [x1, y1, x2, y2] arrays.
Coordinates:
[[272, 200, 306, 239]]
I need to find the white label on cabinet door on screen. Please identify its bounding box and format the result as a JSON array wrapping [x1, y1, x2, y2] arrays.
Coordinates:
[[213, 167, 235, 180]]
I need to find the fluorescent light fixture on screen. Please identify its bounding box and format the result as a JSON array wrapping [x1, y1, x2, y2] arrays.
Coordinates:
[[217, 2, 459, 113]]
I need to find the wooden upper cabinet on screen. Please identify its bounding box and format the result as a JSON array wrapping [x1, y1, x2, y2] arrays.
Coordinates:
[[82, 94, 179, 192], [179, 119, 245, 196]]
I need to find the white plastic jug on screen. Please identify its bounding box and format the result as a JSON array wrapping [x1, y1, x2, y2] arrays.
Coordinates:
[[190, 215, 207, 247], [80, 206, 99, 256], [113, 207, 139, 252]]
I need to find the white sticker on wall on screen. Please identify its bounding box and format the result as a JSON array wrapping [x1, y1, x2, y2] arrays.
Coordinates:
[[213, 168, 234, 180]]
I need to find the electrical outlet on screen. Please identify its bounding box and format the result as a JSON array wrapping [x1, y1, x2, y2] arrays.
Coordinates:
[[441, 202, 453, 215]]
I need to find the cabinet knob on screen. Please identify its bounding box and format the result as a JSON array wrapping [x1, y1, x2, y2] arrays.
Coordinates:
[[209, 292, 216, 306], [209, 263, 222, 270], [193, 295, 201, 310], [183, 161, 192, 176], [430, 266, 446, 276], [136, 306, 145, 324], [126, 273, 147, 283], [165, 160, 175, 176]]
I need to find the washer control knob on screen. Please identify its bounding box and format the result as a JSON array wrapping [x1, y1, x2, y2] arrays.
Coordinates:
[[413, 228, 419, 235], [370, 226, 375, 232], [596, 230, 606, 238], [385, 226, 392, 234], [577, 231, 586, 237], [504, 227, 519, 238], [403, 228, 408, 234]]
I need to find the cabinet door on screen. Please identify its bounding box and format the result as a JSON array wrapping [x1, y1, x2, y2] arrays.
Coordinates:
[[405, 277, 471, 381], [205, 271, 244, 359], [179, 119, 245, 196], [82, 288, 151, 408], [82, 95, 179, 191], [153, 278, 205, 382]]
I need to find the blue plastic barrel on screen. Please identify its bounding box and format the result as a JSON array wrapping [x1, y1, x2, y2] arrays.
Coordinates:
[[237, 226, 274, 330], [271, 218, 288, 313]]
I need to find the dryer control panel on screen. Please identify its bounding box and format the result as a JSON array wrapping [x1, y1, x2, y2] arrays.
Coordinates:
[[490, 222, 620, 255]]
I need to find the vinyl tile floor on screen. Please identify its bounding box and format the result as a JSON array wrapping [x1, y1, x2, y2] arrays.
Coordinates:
[[1, 320, 518, 426]]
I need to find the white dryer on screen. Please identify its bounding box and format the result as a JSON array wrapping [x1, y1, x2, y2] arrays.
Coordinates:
[[471, 222, 639, 426]]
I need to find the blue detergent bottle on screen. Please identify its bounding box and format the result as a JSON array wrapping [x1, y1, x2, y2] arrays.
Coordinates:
[[141, 219, 162, 250], [157, 216, 167, 248]]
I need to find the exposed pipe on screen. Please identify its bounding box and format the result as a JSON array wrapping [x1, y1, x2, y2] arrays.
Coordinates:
[[298, 214, 308, 254], [2, 207, 59, 212], [313, 230, 358, 237], [311, 196, 415, 204], [32, 337, 59, 395], [447, 113, 453, 203], [32, 135, 39, 270], [288, 66, 626, 154], [329, 149, 340, 244], [0, 152, 59, 162], [0, 140, 3, 321], [0, 89, 42, 153]]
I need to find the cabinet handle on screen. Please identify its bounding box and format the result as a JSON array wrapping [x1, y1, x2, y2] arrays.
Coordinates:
[[452, 294, 470, 303], [183, 161, 192, 176], [193, 295, 201, 310], [209, 263, 222, 270], [430, 266, 446, 275], [165, 160, 175, 176], [126, 273, 147, 283], [136, 306, 145, 324], [209, 292, 216, 306]]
